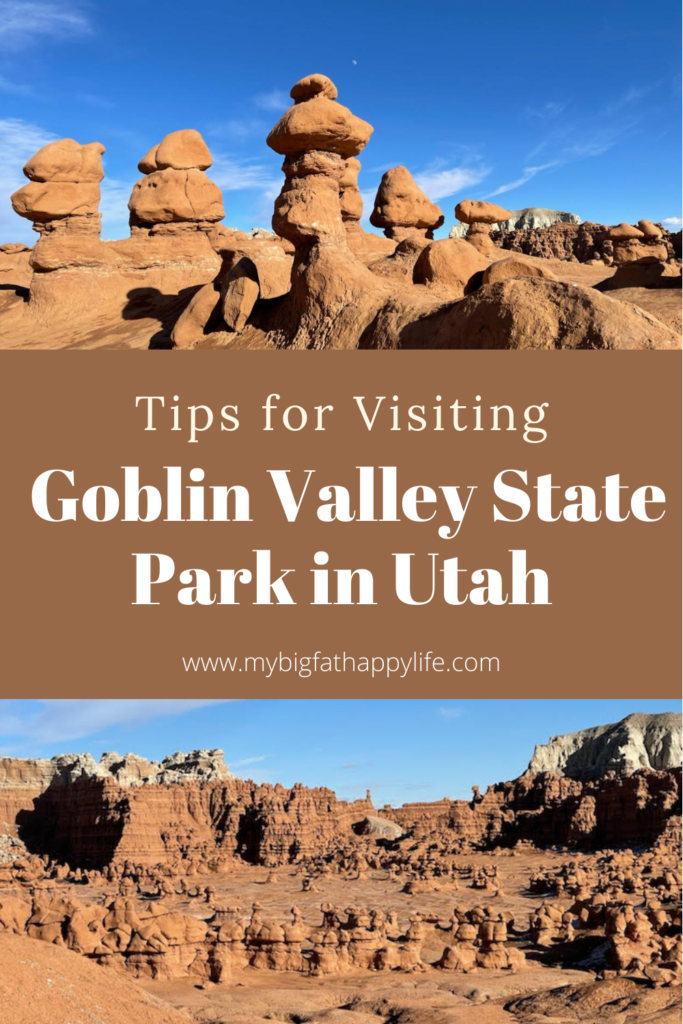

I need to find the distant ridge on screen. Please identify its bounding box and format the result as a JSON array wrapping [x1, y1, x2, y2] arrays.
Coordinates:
[[525, 712, 682, 778]]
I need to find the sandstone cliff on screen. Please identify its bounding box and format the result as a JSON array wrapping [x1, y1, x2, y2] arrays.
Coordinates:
[[382, 768, 681, 851], [1, 726, 680, 871], [0, 750, 373, 870], [525, 712, 682, 778]]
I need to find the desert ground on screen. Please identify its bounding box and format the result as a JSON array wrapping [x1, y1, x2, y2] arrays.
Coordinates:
[[0, 712, 680, 1024], [0, 73, 681, 351]]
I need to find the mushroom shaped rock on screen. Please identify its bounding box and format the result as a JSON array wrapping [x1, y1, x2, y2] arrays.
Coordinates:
[[155, 129, 213, 171], [455, 200, 513, 255], [455, 200, 512, 226], [267, 75, 373, 158], [606, 223, 667, 265], [370, 166, 444, 241], [23, 139, 105, 184], [606, 223, 644, 241], [638, 220, 663, 239], [483, 255, 558, 285], [128, 168, 224, 224], [413, 237, 488, 297], [267, 76, 371, 247]]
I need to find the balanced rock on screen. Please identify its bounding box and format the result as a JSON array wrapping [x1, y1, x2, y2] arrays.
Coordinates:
[[23, 139, 105, 184], [128, 130, 223, 234], [267, 74, 372, 158], [370, 166, 444, 241], [11, 139, 105, 236], [455, 200, 512, 226], [637, 220, 663, 239], [606, 223, 667, 265], [268, 75, 372, 248], [455, 200, 512, 255]]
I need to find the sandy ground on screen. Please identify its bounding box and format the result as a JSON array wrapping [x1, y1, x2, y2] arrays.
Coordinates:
[[1, 260, 680, 349]]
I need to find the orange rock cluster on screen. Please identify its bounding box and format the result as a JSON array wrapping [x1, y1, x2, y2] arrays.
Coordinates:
[[1, 73, 680, 350]]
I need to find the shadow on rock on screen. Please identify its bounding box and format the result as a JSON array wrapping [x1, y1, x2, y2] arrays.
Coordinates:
[[121, 285, 203, 349]]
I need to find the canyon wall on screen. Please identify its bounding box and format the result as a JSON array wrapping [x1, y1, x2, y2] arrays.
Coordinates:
[[383, 768, 681, 850], [0, 751, 373, 869], [1, 746, 680, 871]]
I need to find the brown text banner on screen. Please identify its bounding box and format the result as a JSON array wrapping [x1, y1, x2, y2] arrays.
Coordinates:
[[0, 351, 680, 697]]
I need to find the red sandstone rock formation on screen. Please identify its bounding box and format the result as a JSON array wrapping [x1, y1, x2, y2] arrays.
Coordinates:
[[1, 76, 681, 350], [0, 751, 373, 870], [382, 768, 681, 851]]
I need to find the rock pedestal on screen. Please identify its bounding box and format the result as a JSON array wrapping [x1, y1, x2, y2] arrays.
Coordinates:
[[267, 74, 373, 250], [454, 200, 512, 255], [128, 130, 224, 236], [11, 139, 105, 237], [370, 166, 444, 241]]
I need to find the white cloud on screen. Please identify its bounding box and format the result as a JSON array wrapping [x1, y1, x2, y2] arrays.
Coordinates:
[[414, 163, 490, 202], [662, 216, 682, 228], [0, 699, 234, 747], [0, 1, 91, 49], [211, 153, 281, 194], [0, 117, 55, 242], [99, 176, 135, 239], [231, 755, 267, 767], [485, 161, 560, 198], [253, 89, 289, 113]]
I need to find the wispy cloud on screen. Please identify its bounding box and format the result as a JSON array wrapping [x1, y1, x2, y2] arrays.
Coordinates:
[[253, 89, 289, 113], [342, 760, 375, 770], [485, 161, 559, 198], [601, 85, 655, 117], [231, 755, 267, 768], [486, 82, 661, 202], [0, 1, 91, 49], [0, 699, 233, 748], [414, 160, 490, 202], [662, 216, 682, 228], [438, 706, 463, 721], [211, 153, 281, 193], [0, 116, 56, 242], [526, 101, 569, 121], [206, 119, 268, 142]]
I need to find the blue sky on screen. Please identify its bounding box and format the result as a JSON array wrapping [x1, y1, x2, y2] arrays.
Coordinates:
[[1, 0, 681, 244], [0, 698, 679, 805]]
